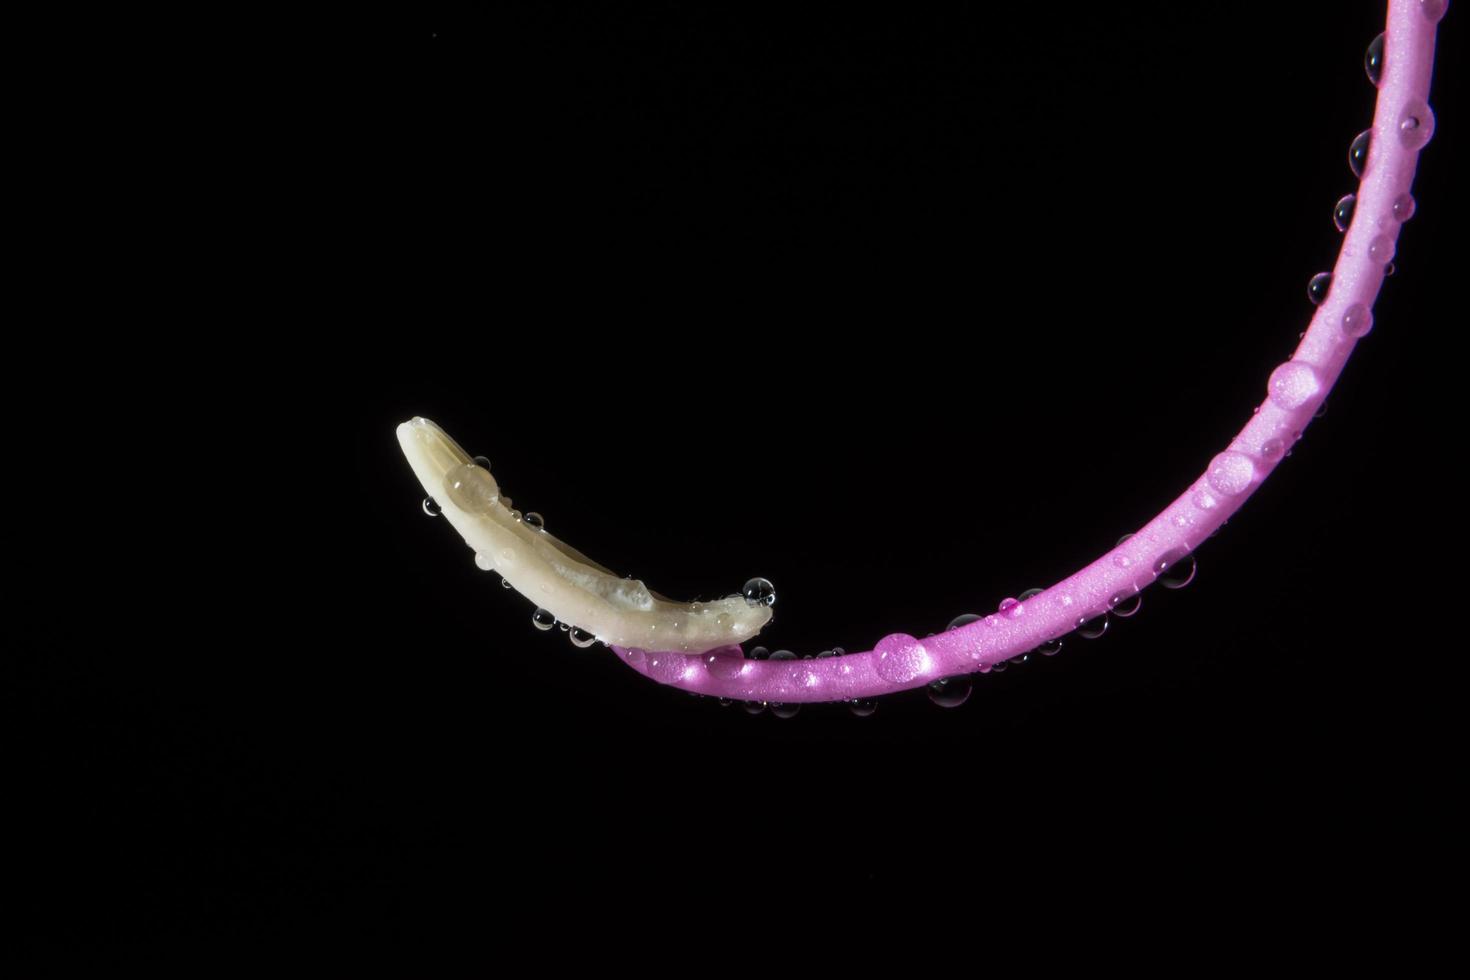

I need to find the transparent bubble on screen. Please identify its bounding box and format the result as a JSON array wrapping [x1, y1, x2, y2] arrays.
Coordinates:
[[927, 677, 973, 708], [1364, 32, 1384, 86], [1307, 272, 1332, 306], [422, 497, 442, 517], [742, 577, 776, 607], [1348, 129, 1371, 178], [1332, 193, 1356, 232], [532, 608, 557, 631]]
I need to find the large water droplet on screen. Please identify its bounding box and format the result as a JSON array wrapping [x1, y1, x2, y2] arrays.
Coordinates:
[[1268, 361, 1322, 411], [873, 633, 929, 683], [1207, 451, 1255, 497], [1369, 234, 1396, 264], [1333, 194, 1356, 232], [1392, 193, 1416, 222], [1341, 303, 1374, 338], [1348, 130, 1371, 177], [422, 496, 442, 517], [1076, 614, 1109, 639], [1307, 272, 1333, 306], [523, 511, 545, 531], [947, 613, 982, 630], [1399, 101, 1435, 151], [532, 608, 556, 631], [1154, 548, 1197, 589], [443, 462, 501, 514], [1038, 637, 1063, 656], [848, 699, 877, 717], [704, 647, 746, 680], [927, 677, 973, 708], [770, 702, 801, 719], [1364, 32, 1384, 86], [742, 577, 776, 607], [569, 627, 596, 648], [1108, 591, 1142, 618], [474, 552, 494, 571], [1421, 0, 1448, 23]]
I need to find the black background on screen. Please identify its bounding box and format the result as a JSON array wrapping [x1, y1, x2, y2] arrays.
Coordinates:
[[29, 1, 1457, 959]]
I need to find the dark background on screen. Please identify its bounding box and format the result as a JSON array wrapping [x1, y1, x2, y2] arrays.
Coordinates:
[[29, 1, 1456, 958]]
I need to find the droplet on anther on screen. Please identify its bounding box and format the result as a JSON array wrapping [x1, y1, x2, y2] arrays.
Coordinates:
[[1364, 32, 1384, 86], [422, 497, 442, 517], [570, 627, 596, 648], [1398, 101, 1435, 151], [1154, 548, 1197, 589], [927, 677, 972, 708], [1076, 614, 1109, 639], [742, 577, 776, 607], [1392, 193, 1416, 222], [1341, 303, 1373, 338], [1333, 194, 1356, 232], [1307, 272, 1332, 305], [532, 608, 556, 631], [848, 699, 877, 717], [1348, 129, 1371, 177]]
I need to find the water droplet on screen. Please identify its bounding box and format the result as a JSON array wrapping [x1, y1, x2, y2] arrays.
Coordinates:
[[1154, 548, 1197, 589], [770, 702, 801, 719], [927, 677, 972, 708], [1307, 272, 1332, 305], [1038, 637, 1063, 656], [1421, 0, 1448, 23], [422, 497, 442, 517], [715, 612, 733, 631], [1018, 588, 1045, 601], [998, 598, 1025, 620], [742, 577, 776, 607], [474, 552, 494, 571], [990, 660, 1008, 673], [443, 463, 501, 515], [815, 649, 840, 659], [1333, 193, 1356, 232], [1384, 262, 1397, 277], [1207, 451, 1256, 497], [1341, 303, 1374, 338], [646, 651, 687, 684], [1192, 488, 1218, 511], [1113, 554, 1133, 570], [742, 701, 766, 715], [473, 455, 491, 470], [1260, 437, 1287, 461], [848, 699, 877, 717], [947, 613, 982, 630], [1268, 361, 1322, 411], [1392, 193, 1416, 222], [569, 627, 596, 648], [874, 633, 929, 683], [1314, 400, 1329, 420], [532, 608, 556, 631], [1399, 101, 1435, 150], [501, 577, 512, 589], [1369, 234, 1396, 264], [748, 646, 770, 660], [718, 698, 734, 708], [523, 511, 545, 531], [1348, 129, 1371, 177], [704, 647, 745, 679], [770, 649, 797, 661], [1364, 32, 1384, 86], [1076, 614, 1109, 639], [1108, 591, 1142, 618]]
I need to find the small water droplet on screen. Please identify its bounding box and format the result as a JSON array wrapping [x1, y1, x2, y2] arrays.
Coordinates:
[[1421, 0, 1448, 23], [848, 699, 877, 717], [1260, 437, 1286, 460], [1108, 591, 1142, 618], [1384, 262, 1396, 277], [998, 598, 1025, 620], [748, 646, 770, 660], [947, 613, 982, 630], [1398, 101, 1435, 150], [474, 552, 494, 571], [1348, 129, 1371, 177], [742, 577, 776, 607], [1364, 32, 1384, 86], [1333, 193, 1356, 232], [569, 627, 596, 648], [770, 702, 801, 719], [1392, 193, 1416, 222], [742, 701, 766, 715], [1307, 272, 1332, 305], [1018, 588, 1045, 601], [473, 455, 491, 470], [1039, 637, 1063, 656], [422, 497, 442, 517], [1314, 399, 1329, 420], [523, 511, 545, 531], [718, 698, 734, 707], [927, 677, 973, 708], [1341, 303, 1373, 338], [815, 649, 840, 659], [532, 608, 556, 631], [1369, 234, 1396, 264], [1192, 488, 1218, 511], [1154, 548, 1197, 589], [990, 660, 1008, 673], [1076, 614, 1109, 639], [1268, 361, 1322, 411], [770, 649, 797, 661], [500, 576, 512, 589]]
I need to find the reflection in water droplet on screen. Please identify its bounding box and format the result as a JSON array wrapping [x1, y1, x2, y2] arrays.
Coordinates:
[[1348, 129, 1371, 177], [990, 660, 1007, 673], [1307, 272, 1332, 305], [1333, 194, 1356, 232], [927, 677, 973, 708], [1154, 548, 1197, 589], [523, 512, 545, 531], [570, 627, 596, 648], [848, 699, 877, 717], [1364, 32, 1384, 86], [1341, 304, 1373, 339], [1076, 614, 1109, 639], [501, 577, 512, 589], [422, 497, 442, 517], [532, 608, 556, 631]]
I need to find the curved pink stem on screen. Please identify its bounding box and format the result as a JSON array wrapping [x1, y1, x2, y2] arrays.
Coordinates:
[[613, 0, 1443, 703]]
